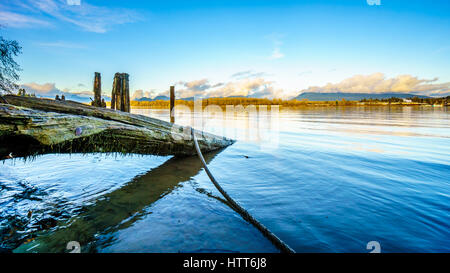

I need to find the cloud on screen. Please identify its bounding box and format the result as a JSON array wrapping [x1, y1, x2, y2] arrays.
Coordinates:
[[231, 70, 271, 79], [298, 70, 313, 77], [208, 78, 281, 98], [231, 71, 252, 78], [269, 47, 284, 60], [433, 46, 450, 55], [299, 73, 450, 97], [36, 41, 87, 49], [178, 79, 212, 91], [266, 33, 285, 60], [20, 82, 111, 102], [0, 11, 51, 28], [1, 0, 143, 33], [131, 89, 158, 100], [166, 73, 450, 99], [147, 77, 284, 99], [131, 89, 144, 100], [152, 79, 225, 99], [21, 82, 61, 95]]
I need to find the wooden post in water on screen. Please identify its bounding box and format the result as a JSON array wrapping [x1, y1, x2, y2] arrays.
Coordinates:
[[170, 85, 175, 123], [114, 73, 122, 110], [91, 72, 103, 107], [111, 73, 119, 110], [123, 73, 130, 113], [111, 73, 130, 112]]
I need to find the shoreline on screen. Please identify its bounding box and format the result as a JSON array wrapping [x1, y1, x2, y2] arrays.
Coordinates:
[[125, 102, 448, 110], [118, 97, 449, 109]]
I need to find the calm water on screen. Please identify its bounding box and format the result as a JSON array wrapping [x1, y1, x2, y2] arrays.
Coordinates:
[[1, 106, 449, 253]]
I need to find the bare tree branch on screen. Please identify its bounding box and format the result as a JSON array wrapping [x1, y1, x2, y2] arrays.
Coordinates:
[[0, 35, 22, 94]]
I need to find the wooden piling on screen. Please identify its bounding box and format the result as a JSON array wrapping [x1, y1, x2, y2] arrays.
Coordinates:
[[94, 72, 101, 103], [116, 73, 123, 111], [111, 73, 118, 110], [170, 86, 175, 123], [111, 73, 130, 112], [91, 72, 104, 107], [123, 73, 130, 113]]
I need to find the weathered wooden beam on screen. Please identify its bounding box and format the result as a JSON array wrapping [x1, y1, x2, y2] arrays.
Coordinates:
[[0, 96, 234, 160]]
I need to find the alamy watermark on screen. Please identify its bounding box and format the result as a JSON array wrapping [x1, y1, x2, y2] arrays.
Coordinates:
[[169, 99, 280, 150], [66, 240, 381, 253], [66, 241, 81, 253], [367, 241, 381, 253], [67, 0, 81, 6], [367, 0, 381, 6]]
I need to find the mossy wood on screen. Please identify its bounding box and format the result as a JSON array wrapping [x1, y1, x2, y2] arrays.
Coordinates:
[[0, 95, 234, 159]]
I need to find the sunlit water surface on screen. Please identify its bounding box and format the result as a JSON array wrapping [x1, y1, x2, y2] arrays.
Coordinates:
[[1, 106, 449, 253]]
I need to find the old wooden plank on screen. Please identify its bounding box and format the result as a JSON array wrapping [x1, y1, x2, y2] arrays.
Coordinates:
[[0, 98, 234, 159]]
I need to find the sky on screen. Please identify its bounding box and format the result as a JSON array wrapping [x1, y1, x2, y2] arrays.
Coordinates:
[[1, 0, 449, 100]]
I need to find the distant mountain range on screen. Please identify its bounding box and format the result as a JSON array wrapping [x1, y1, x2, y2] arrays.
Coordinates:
[[135, 95, 169, 101], [293, 92, 431, 101], [136, 93, 435, 102]]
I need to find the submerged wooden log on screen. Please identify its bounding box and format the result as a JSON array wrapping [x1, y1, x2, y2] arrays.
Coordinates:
[[0, 95, 234, 160]]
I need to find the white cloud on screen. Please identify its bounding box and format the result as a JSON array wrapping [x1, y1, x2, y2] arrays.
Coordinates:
[[35, 41, 87, 49], [298, 70, 312, 77], [299, 73, 450, 96], [208, 78, 282, 98], [178, 79, 212, 91], [231, 70, 252, 78], [21, 82, 60, 95], [433, 46, 450, 55], [1, 0, 143, 33], [131, 89, 159, 100], [0, 11, 51, 28], [147, 73, 450, 100], [146, 77, 285, 99], [231, 70, 271, 79], [131, 89, 144, 100], [266, 33, 285, 60], [269, 47, 284, 60], [20, 82, 111, 102]]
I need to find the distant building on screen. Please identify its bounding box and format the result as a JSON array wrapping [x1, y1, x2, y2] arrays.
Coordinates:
[[403, 99, 412, 103]]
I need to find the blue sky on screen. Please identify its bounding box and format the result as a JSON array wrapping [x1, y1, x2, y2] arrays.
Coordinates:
[[1, 0, 449, 99]]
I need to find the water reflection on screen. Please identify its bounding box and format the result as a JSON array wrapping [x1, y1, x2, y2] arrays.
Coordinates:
[[14, 150, 223, 253], [134, 106, 450, 156]]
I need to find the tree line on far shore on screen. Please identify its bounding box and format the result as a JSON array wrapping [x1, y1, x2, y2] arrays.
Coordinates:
[[361, 96, 449, 105], [130, 96, 449, 108]]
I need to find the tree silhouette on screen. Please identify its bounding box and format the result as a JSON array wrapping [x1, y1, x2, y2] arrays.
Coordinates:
[[0, 35, 22, 94]]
